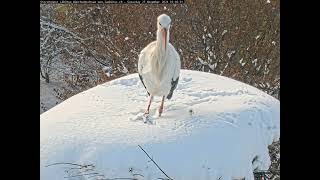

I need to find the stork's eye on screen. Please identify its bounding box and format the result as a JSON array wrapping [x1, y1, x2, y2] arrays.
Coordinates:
[[159, 23, 162, 26]]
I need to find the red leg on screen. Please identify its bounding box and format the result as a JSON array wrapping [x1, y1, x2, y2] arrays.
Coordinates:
[[158, 96, 165, 117], [144, 95, 153, 115]]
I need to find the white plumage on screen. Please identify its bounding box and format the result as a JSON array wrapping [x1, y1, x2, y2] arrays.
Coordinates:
[[138, 14, 181, 117]]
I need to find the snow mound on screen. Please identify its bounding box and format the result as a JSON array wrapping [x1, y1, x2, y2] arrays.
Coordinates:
[[40, 70, 280, 180]]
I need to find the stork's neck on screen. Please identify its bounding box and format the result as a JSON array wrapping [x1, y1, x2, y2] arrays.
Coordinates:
[[156, 29, 169, 55], [152, 28, 170, 80]]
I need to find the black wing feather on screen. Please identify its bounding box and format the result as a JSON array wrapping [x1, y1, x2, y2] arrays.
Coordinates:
[[167, 77, 179, 99], [139, 74, 150, 96]]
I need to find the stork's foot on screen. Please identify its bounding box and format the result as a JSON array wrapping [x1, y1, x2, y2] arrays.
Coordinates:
[[143, 110, 150, 117]]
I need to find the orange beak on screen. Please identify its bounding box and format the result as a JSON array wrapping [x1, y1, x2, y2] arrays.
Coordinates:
[[162, 28, 167, 51]]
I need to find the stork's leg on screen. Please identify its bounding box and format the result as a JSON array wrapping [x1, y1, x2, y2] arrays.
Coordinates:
[[144, 95, 153, 115], [158, 96, 165, 117]]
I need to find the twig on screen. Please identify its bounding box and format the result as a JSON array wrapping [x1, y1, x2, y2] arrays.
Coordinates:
[[76, 167, 95, 174], [65, 165, 94, 174], [45, 162, 83, 167], [46, 162, 139, 180], [138, 145, 173, 180], [65, 167, 82, 173]]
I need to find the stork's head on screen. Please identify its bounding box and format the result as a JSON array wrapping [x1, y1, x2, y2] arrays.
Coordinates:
[[157, 14, 171, 51]]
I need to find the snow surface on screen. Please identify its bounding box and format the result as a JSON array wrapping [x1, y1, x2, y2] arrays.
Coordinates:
[[40, 70, 280, 180]]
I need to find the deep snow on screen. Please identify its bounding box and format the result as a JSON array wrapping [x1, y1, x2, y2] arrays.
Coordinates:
[[40, 70, 280, 180]]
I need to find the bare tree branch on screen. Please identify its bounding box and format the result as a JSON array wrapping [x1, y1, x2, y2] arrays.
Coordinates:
[[138, 145, 173, 180], [45, 162, 85, 167]]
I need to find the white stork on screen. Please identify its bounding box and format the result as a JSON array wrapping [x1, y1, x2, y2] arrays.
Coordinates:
[[138, 14, 181, 117]]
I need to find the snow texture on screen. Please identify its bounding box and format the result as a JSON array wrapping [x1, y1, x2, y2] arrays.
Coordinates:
[[40, 70, 280, 180]]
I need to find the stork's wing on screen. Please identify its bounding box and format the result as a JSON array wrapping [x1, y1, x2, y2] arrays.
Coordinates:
[[139, 73, 150, 96], [138, 48, 150, 96], [167, 46, 181, 99], [167, 77, 179, 99]]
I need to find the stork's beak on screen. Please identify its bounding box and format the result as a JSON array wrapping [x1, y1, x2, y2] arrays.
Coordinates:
[[162, 28, 167, 51]]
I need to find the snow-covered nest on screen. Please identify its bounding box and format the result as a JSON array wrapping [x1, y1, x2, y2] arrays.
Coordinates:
[[40, 70, 280, 180]]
